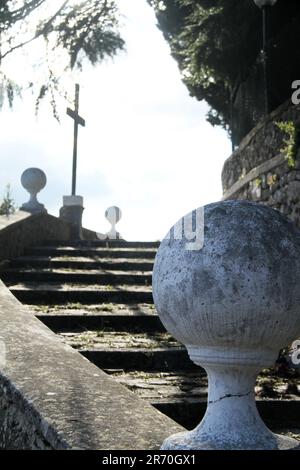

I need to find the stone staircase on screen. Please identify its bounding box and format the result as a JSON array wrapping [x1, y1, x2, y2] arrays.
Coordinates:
[[2, 239, 300, 434], [0, 240, 206, 430]]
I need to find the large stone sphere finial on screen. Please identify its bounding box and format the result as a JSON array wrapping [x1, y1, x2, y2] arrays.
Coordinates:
[[20, 168, 47, 214], [153, 200, 300, 450], [105, 206, 122, 240]]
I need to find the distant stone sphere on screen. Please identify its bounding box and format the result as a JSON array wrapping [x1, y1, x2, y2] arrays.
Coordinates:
[[105, 206, 122, 224], [153, 201, 300, 357], [21, 168, 47, 194]]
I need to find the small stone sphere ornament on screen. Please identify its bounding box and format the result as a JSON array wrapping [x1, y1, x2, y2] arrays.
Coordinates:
[[20, 168, 47, 214], [153, 200, 300, 450], [105, 206, 122, 240]]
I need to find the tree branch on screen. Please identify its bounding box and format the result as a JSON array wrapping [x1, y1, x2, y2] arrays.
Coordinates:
[[0, 0, 70, 61]]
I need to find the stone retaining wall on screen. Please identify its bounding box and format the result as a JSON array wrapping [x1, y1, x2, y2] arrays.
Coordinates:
[[222, 100, 300, 227], [0, 211, 98, 262]]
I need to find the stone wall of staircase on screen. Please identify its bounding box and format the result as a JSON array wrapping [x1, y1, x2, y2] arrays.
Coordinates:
[[0, 276, 182, 449], [222, 100, 300, 228], [0, 211, 98, 262]]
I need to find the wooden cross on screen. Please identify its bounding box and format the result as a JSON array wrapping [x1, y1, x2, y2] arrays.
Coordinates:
[[67, 84, 86, 196]]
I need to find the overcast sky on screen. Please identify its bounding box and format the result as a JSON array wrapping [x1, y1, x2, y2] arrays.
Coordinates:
[[0, 0, 231, 241]]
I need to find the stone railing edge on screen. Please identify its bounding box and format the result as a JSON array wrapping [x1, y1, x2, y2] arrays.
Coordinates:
[[0, 280, 183, 449], [222, 99, 300, 191], [222, 153, 286, 200]]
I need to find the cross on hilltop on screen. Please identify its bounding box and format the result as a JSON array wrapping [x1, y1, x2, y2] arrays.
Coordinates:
[[67, 84, 86, 196]]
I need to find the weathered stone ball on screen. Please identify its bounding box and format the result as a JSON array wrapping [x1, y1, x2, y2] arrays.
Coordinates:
[[21, 168, 47, 194], [105, 206, 122, 224], [153, 201, 300, 356]]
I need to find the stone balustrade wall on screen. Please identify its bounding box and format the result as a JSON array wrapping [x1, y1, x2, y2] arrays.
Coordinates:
[[0, 211, 98, 262], [0, 281, 182, 449], [222, 100, 300, 228]]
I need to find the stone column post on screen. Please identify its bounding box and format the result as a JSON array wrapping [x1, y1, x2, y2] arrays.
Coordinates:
[[59, 195, 84, 240]]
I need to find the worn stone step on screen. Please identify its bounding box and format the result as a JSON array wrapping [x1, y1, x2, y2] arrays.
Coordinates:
[[81, 348, 197, 372], [58, 330, 197, 372], [38, 313, 164, 332], [25, 247, 157, 259], [155, 400, 300, 432], [9, 257, 154, 272], [109, 370, 207, 402], [31, 302, 160, 330], [108, 369, 300, 403], [30, 302, 157, 316], [10, 284, 153, 305], [59, 329, 177, 349], [44, 240, 160, 249], [1, 269, 152, 286]]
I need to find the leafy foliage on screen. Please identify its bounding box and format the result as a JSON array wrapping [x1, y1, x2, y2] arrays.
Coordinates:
[[148, 0, 300, 142], [275, 121, 299, 168], [0, 0, 124, 113], [148, 0, 261, 134]]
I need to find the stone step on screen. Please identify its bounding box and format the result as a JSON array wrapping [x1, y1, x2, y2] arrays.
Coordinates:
[[58, 329, 178, 349], [108, 369, 300, 404], [10, 284, 153, 305], [109, 370, 207, 403], [9, 257, 154, 272], [155, 399, 300, 432], [30, 302, 161, 331], [25, 247, 157, 259], [81, 348, 197, 372], [44, 240, 160, 249], [58, 330, 197, 372], [30, 302, 157, 316], [38, 313, 164, 332], [1, 269, 152, 286]]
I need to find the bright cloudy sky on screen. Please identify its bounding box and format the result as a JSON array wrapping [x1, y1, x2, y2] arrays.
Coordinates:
[[0, 0, 231, 241]]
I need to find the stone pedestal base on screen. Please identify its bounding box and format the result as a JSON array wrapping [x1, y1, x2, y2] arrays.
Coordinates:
[[161, 351, 300, 450], [106, 229, 122, 240], [20, 201, 47, 214], [161, 431, 300, 451], [59, 195, 84, 240]]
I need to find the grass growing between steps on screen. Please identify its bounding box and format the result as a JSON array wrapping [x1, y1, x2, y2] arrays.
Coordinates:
[[58, 329, 180, 350], [30, 302, 156, 315]]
